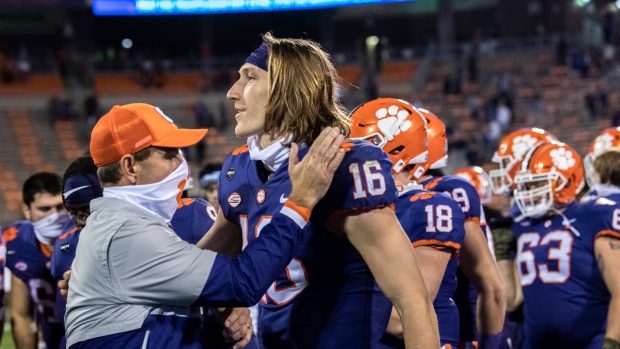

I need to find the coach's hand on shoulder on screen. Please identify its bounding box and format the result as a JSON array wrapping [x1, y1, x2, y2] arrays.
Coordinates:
[[58, 270, 71, 301], [215, 307, 253, 348], [288, 127, 345, 210]]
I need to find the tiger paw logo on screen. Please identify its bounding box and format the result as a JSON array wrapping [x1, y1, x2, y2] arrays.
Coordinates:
[[375, 105, 413, 137], [410, 191, 436, 202], [594, 133, 615, 156], [512, 135, 538, 159], [550, 147, 576, 170], [423, 178, 442, 190]]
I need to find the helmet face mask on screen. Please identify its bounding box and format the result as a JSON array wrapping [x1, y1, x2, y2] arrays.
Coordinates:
[[409, 108, 447, 180], [514, 171, 567, 218], [583, 153, 596, 188], [513, 142, 583, 218], [585, 127, 620, 188], [490, 153, 518, 195], [491, 128, 559, 196]]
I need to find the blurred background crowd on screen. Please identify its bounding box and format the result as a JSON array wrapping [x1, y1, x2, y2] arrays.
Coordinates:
[[0, 0, 619, 225]]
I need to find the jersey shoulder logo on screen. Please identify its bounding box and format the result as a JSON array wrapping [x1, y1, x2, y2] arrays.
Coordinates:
[[61, 242, 71, 254], [256, 189, 266, 204], [228, 192, 242, 208], [2, 226, 18, 243], [410, 191, 436, 202], [423, 177, 443, 190], [226, 167, 236, 181]]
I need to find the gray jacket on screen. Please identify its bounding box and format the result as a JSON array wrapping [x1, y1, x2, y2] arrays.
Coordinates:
[[65, 197, 216, 347]]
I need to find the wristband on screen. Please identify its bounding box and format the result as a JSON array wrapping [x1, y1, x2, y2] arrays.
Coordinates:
[[477, 332, 502, 349]]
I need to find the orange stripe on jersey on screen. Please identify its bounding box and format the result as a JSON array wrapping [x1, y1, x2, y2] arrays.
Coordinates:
[[283, 200, 311, 223], [2, 226, 18, 243], [465, 216, 480, 224], [326, 203, 395, 237], [340, 141, 356, 152], [232, 144, 249, 155], [38, 241, 53, 258], [180, 198, 195, 207], [412, 239, 461, 259], [595, 229, 620, 241], [59, 226, 79, 240]]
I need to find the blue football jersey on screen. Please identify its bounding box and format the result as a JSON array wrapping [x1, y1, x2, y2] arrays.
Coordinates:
[[379, 187, 465, 348], [581, 188, 599, 203], [3, 221, 64, 349], [219, 140, 398, 349], [422, 175, 491, 343], [50, 220, 79, 329], [512, 196, 620, 349], [0, 231, 5, 323]]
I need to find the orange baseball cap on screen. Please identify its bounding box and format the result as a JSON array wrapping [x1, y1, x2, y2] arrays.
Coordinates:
[[90, 103, 208, 166]]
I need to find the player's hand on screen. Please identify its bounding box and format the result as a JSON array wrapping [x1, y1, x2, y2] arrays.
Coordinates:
[[288, 127, 345, 210], [58, 270, 71, 301], [215, 307, 253, 348]]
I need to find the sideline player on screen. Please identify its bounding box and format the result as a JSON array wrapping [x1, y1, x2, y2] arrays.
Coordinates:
[[503, 142, 620, 348], [487, 128, 559, 349], [582, 127, 620, 202], [4, 173, 69, 349], [416, 110, 506, 348], [349, 98, 466, 349], [199, 34, 439, 348]]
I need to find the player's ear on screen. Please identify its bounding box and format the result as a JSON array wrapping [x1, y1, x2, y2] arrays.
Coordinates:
[[22, 203, 31, 220], [119, 154, 138, 185]]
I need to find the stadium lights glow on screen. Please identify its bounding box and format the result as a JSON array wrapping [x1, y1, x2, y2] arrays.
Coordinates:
[[92, 0, 409, 15], [616, 0, 620, 9], [122, 38, 133, 49], [575, 0, 590, 7], [366, 36, 379, 47]]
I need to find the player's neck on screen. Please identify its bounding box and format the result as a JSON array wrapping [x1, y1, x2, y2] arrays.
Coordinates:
[[393, 171, 410, 187], [418, 174, 432, 182], [37, 240, 54, 256], [259, 133, 283, 149]]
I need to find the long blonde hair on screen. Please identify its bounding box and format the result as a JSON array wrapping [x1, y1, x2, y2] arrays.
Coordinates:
[[262, 32, 350, 145]]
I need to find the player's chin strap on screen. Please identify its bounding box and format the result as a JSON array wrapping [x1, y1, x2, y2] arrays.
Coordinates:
[[549, 206, 581, 237]]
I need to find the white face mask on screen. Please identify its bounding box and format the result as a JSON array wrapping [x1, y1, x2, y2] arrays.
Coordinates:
[[247, 135, 292, 172], [33, 211, 72, 245], [103, 158, 189, 222]]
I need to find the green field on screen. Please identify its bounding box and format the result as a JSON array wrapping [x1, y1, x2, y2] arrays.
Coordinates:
[[1, 329, 15, 349]]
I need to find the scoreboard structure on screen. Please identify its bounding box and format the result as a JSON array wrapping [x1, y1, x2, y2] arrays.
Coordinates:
[[92, 0, 410, 15]]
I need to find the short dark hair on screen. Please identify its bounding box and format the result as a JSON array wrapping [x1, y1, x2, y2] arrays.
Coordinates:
[[594, 150, 620, 187], [63, 155, 98, 183], [97, 147, 153, 185], [23, 172, 62, 205]]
